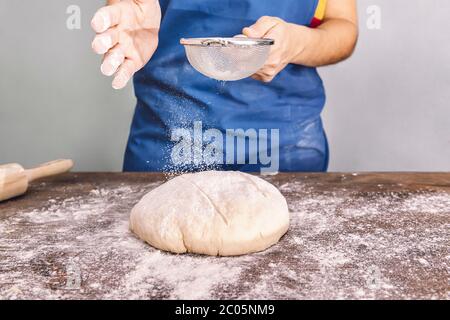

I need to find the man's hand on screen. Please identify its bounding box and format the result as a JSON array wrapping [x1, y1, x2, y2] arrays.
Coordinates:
[[243, 17, 307, 83], [91, 0, 161, 89], [243, 0, 358, 83]]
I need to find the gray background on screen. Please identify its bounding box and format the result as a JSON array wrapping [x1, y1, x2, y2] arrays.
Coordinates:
[[0, 0, 449, 172]]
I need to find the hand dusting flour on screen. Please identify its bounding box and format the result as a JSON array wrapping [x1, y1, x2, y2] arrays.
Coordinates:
[[0, 177, 448, 299]]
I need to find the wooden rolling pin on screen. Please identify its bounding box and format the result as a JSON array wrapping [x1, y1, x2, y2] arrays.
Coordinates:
[[0, 159, 74, 202]]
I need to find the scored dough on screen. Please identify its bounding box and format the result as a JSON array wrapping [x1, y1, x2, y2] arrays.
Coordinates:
[[129, 171, 290, 256]]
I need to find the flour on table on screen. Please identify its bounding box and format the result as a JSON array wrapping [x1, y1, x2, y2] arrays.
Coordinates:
[[0, 179, 448, 299]]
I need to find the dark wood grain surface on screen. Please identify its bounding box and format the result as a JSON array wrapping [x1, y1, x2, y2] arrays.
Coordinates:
[[0, 173, 449, 299]]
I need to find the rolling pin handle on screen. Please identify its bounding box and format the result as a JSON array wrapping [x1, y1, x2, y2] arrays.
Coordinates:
[[25, 159, 74, 182]]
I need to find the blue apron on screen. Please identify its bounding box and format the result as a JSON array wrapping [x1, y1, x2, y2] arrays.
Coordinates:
[[124, 0, 329, 173]]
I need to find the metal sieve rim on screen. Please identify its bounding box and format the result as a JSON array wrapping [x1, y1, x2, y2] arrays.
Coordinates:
[[180, 37, 274, 48]]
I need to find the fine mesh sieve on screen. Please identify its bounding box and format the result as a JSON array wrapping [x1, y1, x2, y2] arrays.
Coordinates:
[[180, 37, 274, 81]]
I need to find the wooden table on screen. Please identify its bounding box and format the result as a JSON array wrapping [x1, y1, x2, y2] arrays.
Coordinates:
[[0, 173, 449, 300]]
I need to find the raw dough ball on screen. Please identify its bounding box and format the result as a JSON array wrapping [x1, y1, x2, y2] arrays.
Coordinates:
[[130, 171, 289, 256]]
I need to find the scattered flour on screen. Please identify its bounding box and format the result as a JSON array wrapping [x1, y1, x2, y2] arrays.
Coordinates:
[[0, 178, 448, 299]]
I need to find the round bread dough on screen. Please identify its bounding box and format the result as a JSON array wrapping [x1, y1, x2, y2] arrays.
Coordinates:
[[129, 171, 289, 256]]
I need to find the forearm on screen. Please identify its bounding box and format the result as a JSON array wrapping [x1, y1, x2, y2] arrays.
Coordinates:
[[289, 19, 358, 67]]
